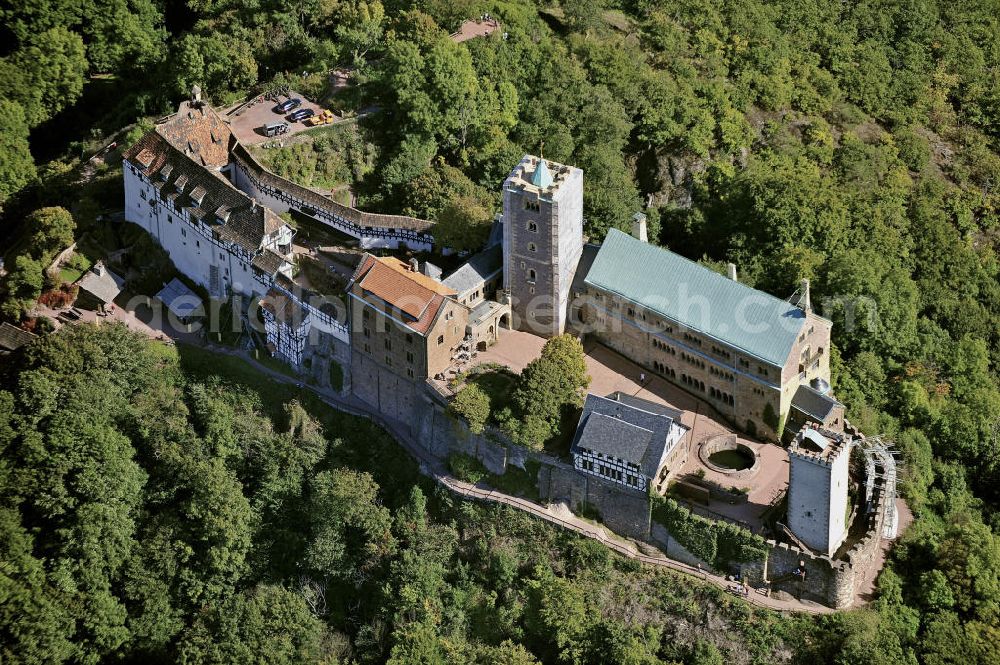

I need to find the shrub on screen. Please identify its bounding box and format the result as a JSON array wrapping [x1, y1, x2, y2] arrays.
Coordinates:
[[652, 496, 767, 570], [450, 383, 491, 434], [448, 453, 487, 484]]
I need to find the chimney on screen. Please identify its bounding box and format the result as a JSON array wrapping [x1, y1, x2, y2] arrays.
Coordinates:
[[727, 263, 737, 281], [93, 261, 105, 277], [800, 278, 811, 312], [631, 212, 648, 242], [408, 257, 419, 272]]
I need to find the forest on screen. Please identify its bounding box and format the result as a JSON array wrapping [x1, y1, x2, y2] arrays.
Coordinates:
[[1, 0, 999, 662], [0, 324, 874, 664]]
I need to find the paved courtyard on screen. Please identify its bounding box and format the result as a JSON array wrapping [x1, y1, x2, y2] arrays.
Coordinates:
[[472, 328, 790, 529]]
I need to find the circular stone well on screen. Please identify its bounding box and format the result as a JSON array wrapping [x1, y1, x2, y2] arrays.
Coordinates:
[[698, 435, 761, 481]]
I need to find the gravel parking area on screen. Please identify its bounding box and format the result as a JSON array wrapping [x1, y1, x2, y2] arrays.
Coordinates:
[[227, 91, 332, 146]]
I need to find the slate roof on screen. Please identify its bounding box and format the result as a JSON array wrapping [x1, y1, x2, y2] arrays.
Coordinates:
[[156, 278, 203, 318], [584, 229, 810, 366], [570, 392, 689, 479], [76, 262, 125, 303], [791, 384, 843, 423], [0, 322, 37, 352], [605, 391, 684, 422], [125, 127, 285, 255], [349, 255, 455, 335], [251, 249, 287, 276], [442, 244, 502, 295], [231, 145, 434, 233]]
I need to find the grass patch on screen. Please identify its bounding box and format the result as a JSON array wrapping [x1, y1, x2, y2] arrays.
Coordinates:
[[490, 459, 541, 501], [248, 122, 373, 192], [255, 349, 300, 378], [448, 453, 542, 501], [176, 344, 301, 419], [59, 252, 92, 284]]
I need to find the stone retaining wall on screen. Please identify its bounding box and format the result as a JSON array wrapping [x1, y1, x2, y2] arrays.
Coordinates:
[[416, 387, 651, 540], [416, 384, 891, 609]]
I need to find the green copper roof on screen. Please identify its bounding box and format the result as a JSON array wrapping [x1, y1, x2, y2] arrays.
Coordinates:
[[531, 159, 553, 188], [584, 229, 807, 366]]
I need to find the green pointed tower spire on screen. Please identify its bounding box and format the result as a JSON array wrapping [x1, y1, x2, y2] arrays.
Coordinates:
[[531, 158, 553, 188]]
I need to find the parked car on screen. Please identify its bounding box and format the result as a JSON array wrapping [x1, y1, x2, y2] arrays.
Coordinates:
[[263, 122, 289, 137], [274, 98, 301, 113], [288, 108, 315, 122]]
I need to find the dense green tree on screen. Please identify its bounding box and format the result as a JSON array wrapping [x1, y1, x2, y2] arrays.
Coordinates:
[[433, 194, 493, 252], [171, 33, 258, 99], [0, 100, 36, 210], [305, 468, 396, 583], [2, 256, 45, 320], [450, 383, 491, 434], [176, 585, 334, 664], [26, 207, 76, 257], [0, 27, 87, 127], [506, 335, 590, 449]]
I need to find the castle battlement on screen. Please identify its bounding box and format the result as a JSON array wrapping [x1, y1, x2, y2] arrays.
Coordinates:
[[788, 424, 854, 465], [505, 155, 578, 198]]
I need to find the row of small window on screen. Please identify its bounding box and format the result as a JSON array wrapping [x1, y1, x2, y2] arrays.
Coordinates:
[[681, 373, 705, 393], [681, 352, 706, 370], [652, 338, 676, 355], [752, 386, 765, 397], [652, 361, 676, 378], [709, 387, 735, 406], [361, 343, 418, 370], [709, 366, 734, 381], [737, 357, 771, 378], [797, 325, 816, 343], [710, 344, 731, 360], [580, 459, 641, 486]]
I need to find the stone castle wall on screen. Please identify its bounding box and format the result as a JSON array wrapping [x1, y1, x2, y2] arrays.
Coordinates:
[[414, 384, 890, 609], [416, 387, 651, 540]]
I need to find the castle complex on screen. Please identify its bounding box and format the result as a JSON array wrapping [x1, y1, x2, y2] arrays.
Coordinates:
[[122, 92, 837, 441], [120, 91, 899, 601]]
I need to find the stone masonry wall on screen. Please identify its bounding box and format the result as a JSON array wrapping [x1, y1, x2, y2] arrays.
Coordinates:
[[416, 388, 651, 540], [416, 384, 888, 608]]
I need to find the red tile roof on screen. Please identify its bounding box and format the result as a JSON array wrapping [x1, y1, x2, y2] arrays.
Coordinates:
[[350, 255, 455, 335]]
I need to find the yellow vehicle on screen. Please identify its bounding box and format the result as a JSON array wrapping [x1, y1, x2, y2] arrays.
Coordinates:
[[306, 110, 335, 127]]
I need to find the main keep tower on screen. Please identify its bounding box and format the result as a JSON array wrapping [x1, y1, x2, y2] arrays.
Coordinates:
[[502, 155, 584, 337], [787, 427, 853, 556]]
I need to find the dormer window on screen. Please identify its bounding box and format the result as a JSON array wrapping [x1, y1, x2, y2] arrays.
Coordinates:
[[527, 221, 538, 232], [527, 269, 536, 283], [527, 242, 537, 252], [190, 186, 207, 206]]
